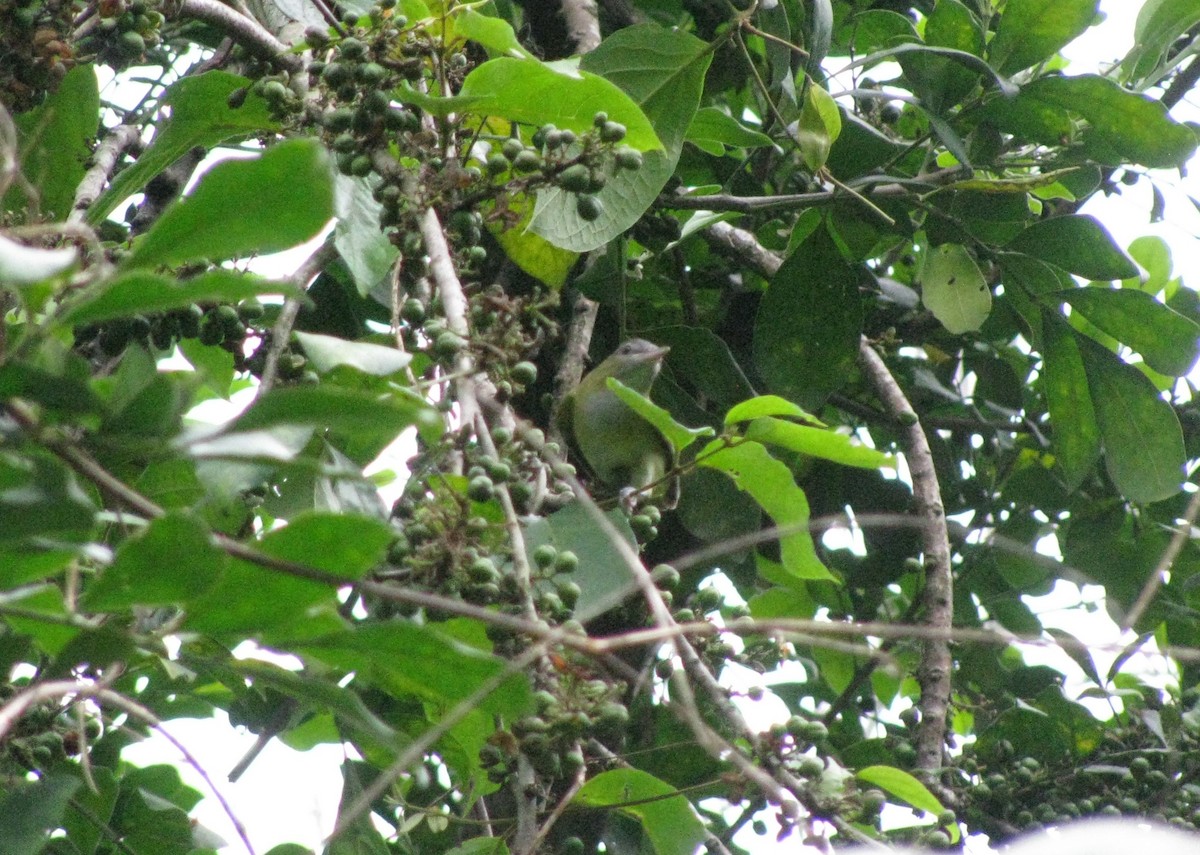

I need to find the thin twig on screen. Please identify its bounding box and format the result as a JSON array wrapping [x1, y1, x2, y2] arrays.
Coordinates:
[[327, 646, 545, 843], [1122, 489, 1200, 630], [258, 236, 338, 396]]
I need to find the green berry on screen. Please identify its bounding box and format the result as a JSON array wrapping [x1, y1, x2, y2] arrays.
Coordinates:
[[467, 475, 495, 502], [615, 147, 643, 170], [512, 150, 541, 173], [553, 550, 578, 573], [532, 544, 557, 568], [558, 164, 591, 193], [599, 120, 626, 143], [501, 138, 524, 161], [575, 194, 602, 221], [510, 361, 537, 386]]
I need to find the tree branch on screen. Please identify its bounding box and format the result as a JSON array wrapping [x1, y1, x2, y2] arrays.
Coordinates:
[[857, 341, 953, 773], [171, 0, 304, 72]]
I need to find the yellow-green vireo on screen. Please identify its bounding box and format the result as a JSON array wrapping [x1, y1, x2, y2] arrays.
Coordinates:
[[559, 339, 679, 508]]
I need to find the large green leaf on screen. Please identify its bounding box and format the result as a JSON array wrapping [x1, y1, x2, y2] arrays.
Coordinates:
[[88, 71, 280, 223], [796, 83, 842, 172], [1122, 0, 1200, 86], [183, 512, 393, 637], [573, 769, 706, 855], [920, 242, 991, 334], [753, 226, 862, 410], [61, 268, 294, 327], [333, 173, 400, 296], [987, 0, 1098, 75], [123, 139, 334, 270], [685, 107, 774, 156], [1040, 314, 1101, 490], [4, 65, 99, 220], [655, 326, 756, 406], [459, 57, 661, 152], [83, 513, 227, 610], [1008, 215, 1139, 281], [900, 0, 984, 111], [0, 451, 96, 546], [1058, 287, 1200, 377], [1018, 75, 1197, 169], [698, 439, 833, 582], [295, 331, 413, 377], [1078, 337, 1185, 503], [605, 377, 714, 452], [528, 25, 711, 252], [744, 417, 895, 470], [298, 622, 532, 717], [226, 384, 442, 445], [857, 765, 956, 840], [522, 502, 639, 622], [0, 772, 81, 855]]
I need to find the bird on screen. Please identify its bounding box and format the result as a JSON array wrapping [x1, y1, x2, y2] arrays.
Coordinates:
[[558, 339, 679, 509]]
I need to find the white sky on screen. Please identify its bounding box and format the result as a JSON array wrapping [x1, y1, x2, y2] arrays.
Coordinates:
[[114, 2, 1200, 853]]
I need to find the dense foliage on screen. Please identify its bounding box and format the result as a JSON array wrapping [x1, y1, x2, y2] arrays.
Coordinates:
[[2, 0, 1200, 852]]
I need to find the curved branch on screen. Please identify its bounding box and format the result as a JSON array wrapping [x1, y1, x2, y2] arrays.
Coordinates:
[[705, 220, 953, 772], [171, 0, 304, 72], [857, 341, 952, 772]]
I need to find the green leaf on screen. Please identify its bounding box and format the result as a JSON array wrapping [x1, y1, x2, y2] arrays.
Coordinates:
[[83, 513, 227, 610], [528, 25, 711, 252], [699, 440, 833, 582], [0, 771, 82, 855], [1078, 336, 1185, 503], [796, 84, 842, 172], [522, 502, 639, 622], [1008, 215, 1140, 281], [744, 418, 895, 470], [123, 139, 334, 270], [753, 226, 862, 410], [1058, 287, 1200, 376], [1017, 75, 1197, 169], [573, 769, 706, 855], [446, 840, 510, 855], [1041, 315, 1101, 490], [901, 0, 984, 111], [5, 65, 99, 220], [0, 451, 96, 545], [605, 377, 714, 452], [295, 332, 413, 376], [459, 57, 661, 152], [89, 71, 280, 223], [856, 765, 956, 840], [450, 8, 534, 59], [485, 192, 577, 288], [299, 622, 532, 717], [61, 268, 295, 327], [803, 0, 833, 83], [987, 0, 1098, 75], [61, 766, 119, 855], [655, 326, 756, 406], [920, 243, 991, 333], [184, 512, 393, 637], [227, 385, 442, 446], [333, 174, 400, 296], [1122, 0, 1200, 85], [686, 107, 774, 156], [725, 395, 823, 427], [0, 235, 77, 289]]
